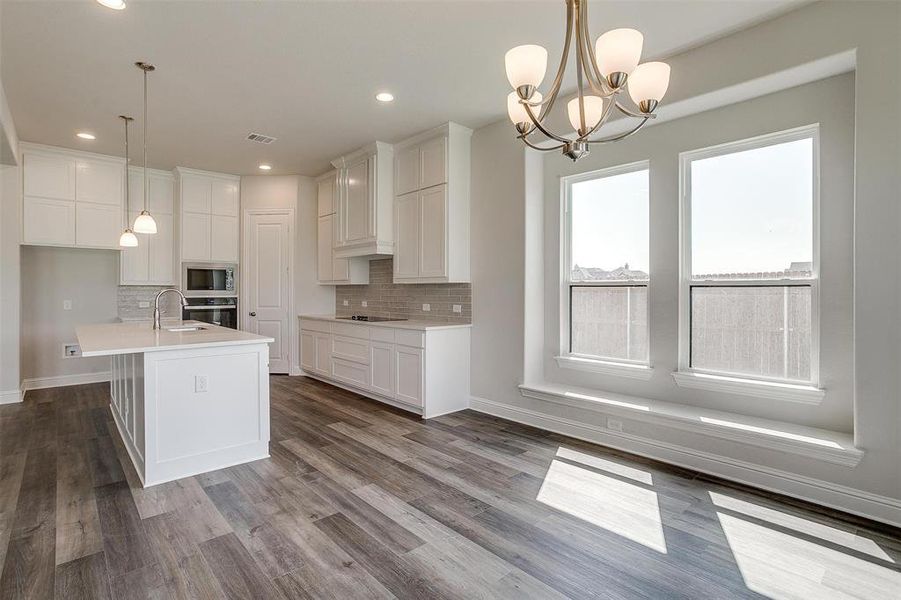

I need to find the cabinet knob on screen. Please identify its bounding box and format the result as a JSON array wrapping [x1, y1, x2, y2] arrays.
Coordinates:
[[249, 311, 257, 317]]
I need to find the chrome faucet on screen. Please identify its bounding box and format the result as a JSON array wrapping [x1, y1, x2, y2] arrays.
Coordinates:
[[153, 288, 188, 330]]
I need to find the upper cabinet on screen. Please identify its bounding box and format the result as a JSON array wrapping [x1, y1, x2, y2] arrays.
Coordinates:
[[121, 167, 177, 285], [330, 141, 394, 258], [175, 167, 240, 263], [21, 144, 124, 250], [316, 170, 368, 286], [392, 122, 471, 284]]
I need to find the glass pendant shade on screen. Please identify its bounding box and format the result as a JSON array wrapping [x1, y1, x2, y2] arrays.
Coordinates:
[[507, 91, 543, 125], [133, 210, 157, 234], [119, 229, 138, 247], [505, 44, 548, 90], [595, 28, 644, 76], [628, 62, 671, 104], [97, 0, 126, 9], [567, 96, 605, 132]]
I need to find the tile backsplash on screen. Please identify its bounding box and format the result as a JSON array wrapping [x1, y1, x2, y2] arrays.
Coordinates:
[[335, 258, 471, 323], [118, 286, 183, 322]]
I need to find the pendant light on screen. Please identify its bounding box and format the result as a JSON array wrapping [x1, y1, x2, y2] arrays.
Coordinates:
[[118, 115, 138, 248], [132, 61, 158, 235]]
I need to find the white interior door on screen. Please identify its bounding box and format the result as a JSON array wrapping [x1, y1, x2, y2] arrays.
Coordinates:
[[246, 211, 292, 374]]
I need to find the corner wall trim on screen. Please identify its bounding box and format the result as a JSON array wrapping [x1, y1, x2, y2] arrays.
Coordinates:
[[0, 388, 24, 404], [21, 371, 111, 392], [469, 394, 901, 529]]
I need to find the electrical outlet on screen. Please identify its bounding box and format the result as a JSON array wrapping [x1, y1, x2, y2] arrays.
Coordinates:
[[606, 418, 623, 432], [195, 375, 209, 393], [342, 300, 349, 306], [452, 304, 462, 313], [361, 300, 368, 308], [139, 301, 150, 309], [63, 299, 72, 311], [422, 303, 431, 312], [62, 343, 80, 358]]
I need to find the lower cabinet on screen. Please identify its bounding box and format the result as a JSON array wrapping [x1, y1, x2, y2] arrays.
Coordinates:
[[299, 318, 470, 418]]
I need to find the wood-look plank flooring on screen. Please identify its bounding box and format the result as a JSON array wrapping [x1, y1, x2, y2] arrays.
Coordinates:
[[1, 376, 899, 599]]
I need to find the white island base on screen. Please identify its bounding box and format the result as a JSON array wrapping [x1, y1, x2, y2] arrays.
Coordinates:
[[77, 322, 273, 487]]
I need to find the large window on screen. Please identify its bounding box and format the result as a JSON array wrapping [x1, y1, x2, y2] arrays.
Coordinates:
[[563, 163, 649, 365], [680, 126, 818, 384]]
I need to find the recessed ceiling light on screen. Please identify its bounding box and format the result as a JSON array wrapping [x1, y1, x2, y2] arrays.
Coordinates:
[[258, 164, 272, 171], [76, 132, 96, 140], [96, 0, 126, 9], [375, 92, 394, 103]]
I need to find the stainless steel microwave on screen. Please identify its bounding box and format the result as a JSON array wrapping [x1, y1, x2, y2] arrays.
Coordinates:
[[182, 263, 237, 297]]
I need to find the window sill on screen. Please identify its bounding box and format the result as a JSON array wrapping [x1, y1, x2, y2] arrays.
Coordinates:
[[554, 355, 653, 380], [671, 371, 825, 405], [518, 382, 861, 467]]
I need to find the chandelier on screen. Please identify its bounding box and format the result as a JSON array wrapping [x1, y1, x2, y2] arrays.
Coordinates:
[[505, 0, 671, 161]]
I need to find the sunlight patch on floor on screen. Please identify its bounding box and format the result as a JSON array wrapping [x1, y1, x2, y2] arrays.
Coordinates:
[[710, 492, 893, 563], [717, 511, 901, 599], [556, 446, 653, 485], [537, 459, 666, 553]]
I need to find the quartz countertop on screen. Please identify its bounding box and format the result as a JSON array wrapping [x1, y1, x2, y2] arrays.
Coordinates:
[[299, 314, 472, 331], [76, 321, 274, 357]]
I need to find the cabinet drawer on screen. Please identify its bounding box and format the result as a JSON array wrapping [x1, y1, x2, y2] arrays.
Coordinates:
[[332, 335, 370, 364], [394, 329, 424, 348], [369, 327, 396, 344], [300, 319, 331, 334], [332, 321, 370, 340], [332, 357, 370, 389]]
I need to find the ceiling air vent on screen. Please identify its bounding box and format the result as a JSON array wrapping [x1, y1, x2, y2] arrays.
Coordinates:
[[246, 132, 277, 144]]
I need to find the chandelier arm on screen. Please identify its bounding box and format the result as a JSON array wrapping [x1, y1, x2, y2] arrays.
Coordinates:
[[574, 4, 588, 134], [523, 102, 573, 144], [614, 99, 656, 119], [585, 117, 651, 145], [576, 87, 620, 141], [517, 134, 566, 152], [537, 0, 576, 121], [580, 0, 614, 95]]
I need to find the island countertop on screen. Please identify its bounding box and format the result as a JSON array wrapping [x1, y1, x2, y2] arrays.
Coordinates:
[[76, 321, 274, 357], [299, 314, 472, 331]]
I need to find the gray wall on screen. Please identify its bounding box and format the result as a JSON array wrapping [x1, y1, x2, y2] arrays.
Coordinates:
[[469, 0, 901, 516], [0, 165, 21, 399], [20, 246, 119, 381]]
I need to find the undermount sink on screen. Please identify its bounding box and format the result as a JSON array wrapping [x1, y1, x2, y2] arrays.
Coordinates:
[[164, 325, 207, 332]]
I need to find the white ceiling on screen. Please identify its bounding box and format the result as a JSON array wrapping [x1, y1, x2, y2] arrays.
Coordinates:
[[1, 0, 806, 176]]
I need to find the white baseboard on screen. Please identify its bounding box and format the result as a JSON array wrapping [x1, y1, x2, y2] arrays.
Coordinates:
[[469, 395, 901, 529], [21, 371, 111, 392], [0, 388, 24, 404]]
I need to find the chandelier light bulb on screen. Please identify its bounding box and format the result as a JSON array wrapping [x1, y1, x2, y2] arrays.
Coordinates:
[[628, 62, 671, 110], [119, 229, 138, 248], [133, 210, 157, 234], [96, 0, 126, 9], [595, 28, 644, 78], [504, 44, 548, 91], [507, 91, 543, 126], [567, 96, 605, 133]]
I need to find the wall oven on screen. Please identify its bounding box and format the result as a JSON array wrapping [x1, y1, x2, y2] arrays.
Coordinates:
[[183, 297, 238, 329], [182, 263, 237, 297]]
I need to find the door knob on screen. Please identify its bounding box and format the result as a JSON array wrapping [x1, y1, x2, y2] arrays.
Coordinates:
[[249, 311, 257, 317]]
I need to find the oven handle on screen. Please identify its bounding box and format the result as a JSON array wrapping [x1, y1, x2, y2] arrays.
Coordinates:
[[184, 305, 237, 310]]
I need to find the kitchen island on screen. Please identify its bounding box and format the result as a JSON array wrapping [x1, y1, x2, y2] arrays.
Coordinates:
[[76, 321, 274, 487]]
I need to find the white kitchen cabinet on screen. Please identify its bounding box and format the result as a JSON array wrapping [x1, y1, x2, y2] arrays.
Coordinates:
[[299, 318, 470, 418], [316, 171, 368, 285], [21, 144, 125, 250], [121, 168, 177, 285], [176, 167, 240, 263], [330, 141, 394, 258], [391, 123, 471, 283]]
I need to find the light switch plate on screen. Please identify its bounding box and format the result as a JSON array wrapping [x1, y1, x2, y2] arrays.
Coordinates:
[[361, 300, 368, 308], [63, 300, 72, 311], [62, 343, 80, 358], [606, 418, 624, 432], [342, 300, 349, 306], [139, 301, 150, 309], [422, 303, 431, 312], [195, 375, 209, 393], [452, 304, 462, 313]]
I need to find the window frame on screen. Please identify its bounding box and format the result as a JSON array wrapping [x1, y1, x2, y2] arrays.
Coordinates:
[[560, 160, 651, 369], [678, 125, 821, 387]]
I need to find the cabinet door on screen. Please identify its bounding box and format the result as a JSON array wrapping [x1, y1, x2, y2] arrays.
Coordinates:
[[182, 212, 211, 261], [317, 215, 334, 283], [24, 153, 75, 201], [150, 174, 175, 214], [419, 185, 447, 278], [369, 341, 395, 397], [76, 159, 123, 206], [149, 212, 175, 284], [395, 145, 420, 195], [315, 333, 332, 376], [181, 175, 211, 213], [420, 136, 447, 189], [211, 179, 239, 216], [121, 211, 150, 282], [76, 202, 121, 248], [300, 331, 316, 372], [395, 345, 423, 407], [23, 198, 75, 245], [342, 159, 370, 244], [317, 175, 335, 217], [394, 192, 420, 279], [210, 215, 239, 262]]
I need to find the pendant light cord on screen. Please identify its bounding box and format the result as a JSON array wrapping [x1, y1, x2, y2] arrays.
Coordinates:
[[142, 66, 148, 213], [120, 115, 132, 228]]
